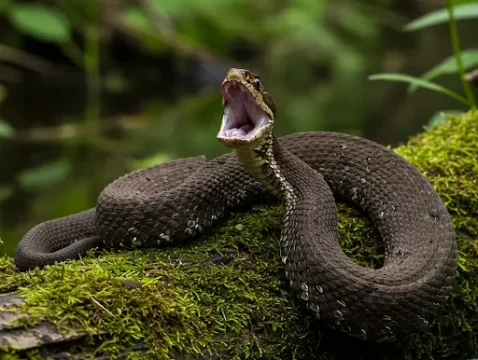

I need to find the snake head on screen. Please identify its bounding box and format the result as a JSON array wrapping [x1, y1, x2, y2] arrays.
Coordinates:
[[217, 68, 276, 148]]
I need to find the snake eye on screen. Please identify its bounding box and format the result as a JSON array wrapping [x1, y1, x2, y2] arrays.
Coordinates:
[[253, 78, 261, 90]]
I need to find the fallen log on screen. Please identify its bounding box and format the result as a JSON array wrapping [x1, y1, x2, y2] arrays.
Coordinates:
[[1, 110, 477, 359]]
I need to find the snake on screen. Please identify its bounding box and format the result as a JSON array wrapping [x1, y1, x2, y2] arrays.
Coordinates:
[[14, 68, 456, 343]]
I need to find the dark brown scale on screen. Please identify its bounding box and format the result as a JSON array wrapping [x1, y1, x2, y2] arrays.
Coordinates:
[[14, 132, 456, 343]]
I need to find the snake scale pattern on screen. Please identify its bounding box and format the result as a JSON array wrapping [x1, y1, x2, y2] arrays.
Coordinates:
[[14, 68, 456, 343]]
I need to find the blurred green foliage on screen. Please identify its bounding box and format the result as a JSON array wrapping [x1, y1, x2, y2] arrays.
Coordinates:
[[0, 0, 477, 254], [410, 50, 478, 92], [403, 1, 478, 31], [8, 4, 71, 42], [372, 0, 478, 107]]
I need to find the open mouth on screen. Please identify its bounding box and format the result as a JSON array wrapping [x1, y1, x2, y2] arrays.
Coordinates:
[[217, 81, 271, 144]]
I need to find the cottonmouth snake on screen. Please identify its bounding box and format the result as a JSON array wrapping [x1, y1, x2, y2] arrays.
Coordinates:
[[14, 68, 456, 343]]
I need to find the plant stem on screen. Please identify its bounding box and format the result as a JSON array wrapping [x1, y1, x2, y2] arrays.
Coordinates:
[[446, 0, 476, 108], [369, 73, 472, 106], [84, 6, 101, 139]]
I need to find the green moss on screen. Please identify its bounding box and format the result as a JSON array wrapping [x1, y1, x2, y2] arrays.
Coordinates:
[[0, 206, 311, 359], [0, 111, 477, 359], [395, 110, 478, 237], [394, 110, 478, 359]]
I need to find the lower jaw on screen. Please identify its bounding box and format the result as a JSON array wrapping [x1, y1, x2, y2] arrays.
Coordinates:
[[217, 135, 252, 149]]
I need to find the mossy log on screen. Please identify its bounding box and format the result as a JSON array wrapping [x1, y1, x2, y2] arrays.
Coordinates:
[[0, 111, 477, 360]]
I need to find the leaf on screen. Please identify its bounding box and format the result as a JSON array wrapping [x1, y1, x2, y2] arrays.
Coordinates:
[[404, 3, 478, 31], [0, 120, 15, 138], [368, 73, 472, 106], [409, 49, 478, 92], [8, 4, 71, 42], [17, 160, 71, 190]]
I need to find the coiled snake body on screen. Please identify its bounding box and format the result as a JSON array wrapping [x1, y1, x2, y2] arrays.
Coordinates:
[[15, 68, 456, 343]]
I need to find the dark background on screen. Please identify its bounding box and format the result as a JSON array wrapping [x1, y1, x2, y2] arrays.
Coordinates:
[[0, 0, 476, 254]]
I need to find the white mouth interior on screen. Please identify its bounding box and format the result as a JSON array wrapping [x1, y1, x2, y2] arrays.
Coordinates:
[[218, 81, 270, 140]]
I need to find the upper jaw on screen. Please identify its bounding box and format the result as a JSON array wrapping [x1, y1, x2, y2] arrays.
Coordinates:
[[217, 80, 272, 148]]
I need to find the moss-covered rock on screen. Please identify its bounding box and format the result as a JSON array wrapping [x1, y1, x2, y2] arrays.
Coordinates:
[[0, 111, 477, 360]]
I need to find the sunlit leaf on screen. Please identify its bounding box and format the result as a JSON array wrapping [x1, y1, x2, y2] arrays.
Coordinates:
[[404, 3, 478, 31], [17, 160, 71, 190], [0, 185, 13, 203], [8, 4, 71, 42], [0, 120, 15, 138], [409, 50, 478, 92], [368, 73, 472, 106], [430, 49, 478, 76]]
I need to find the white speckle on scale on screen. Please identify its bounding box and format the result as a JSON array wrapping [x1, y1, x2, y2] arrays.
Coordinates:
[[308, 302, 320, 315], [300, 292, 309, 301], [159, 233, 171, 242], [333, 310, 343, 318], [337, 300, 346, 307]]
